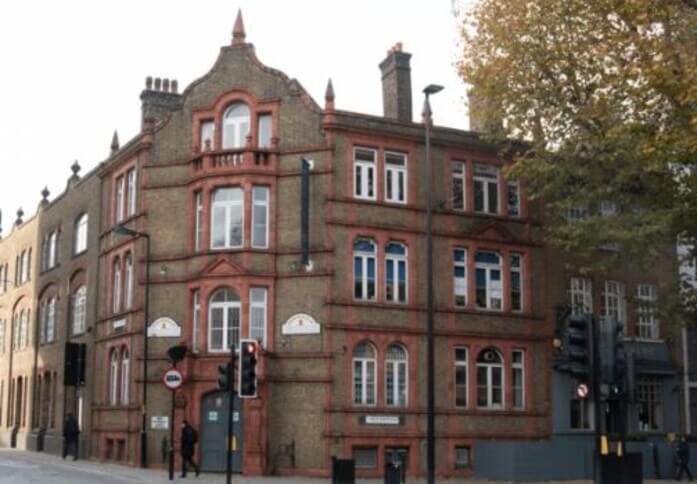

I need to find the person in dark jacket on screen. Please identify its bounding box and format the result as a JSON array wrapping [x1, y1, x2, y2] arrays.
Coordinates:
[[180, 419, 200, 477], [62, 413, 80, 461], [677, 435, 694, 481]]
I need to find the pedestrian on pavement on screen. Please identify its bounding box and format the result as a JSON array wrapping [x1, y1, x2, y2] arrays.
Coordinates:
[[180, 419, 200, 477], [677, 435, 694, 481], [62, 413, 80, 461]]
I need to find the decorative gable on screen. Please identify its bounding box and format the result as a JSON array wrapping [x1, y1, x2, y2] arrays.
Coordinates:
[[469, 221, 516, 243], [200, 256, 247, 278]]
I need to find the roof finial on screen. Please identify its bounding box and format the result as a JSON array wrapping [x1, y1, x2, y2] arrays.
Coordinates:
[[232, 9, 246, 46], [40, 186, 50, 208], [325, 78, 335, 111], [111, 130, 120, 154], [15, 207, 24, 226]]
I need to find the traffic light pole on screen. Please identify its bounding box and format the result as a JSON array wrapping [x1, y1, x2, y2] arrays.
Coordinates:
[[226, 343, 235, 484], [591, 315, 602, 484]]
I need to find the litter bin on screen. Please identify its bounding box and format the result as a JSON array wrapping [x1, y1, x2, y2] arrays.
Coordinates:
[[332, 456, 355, 484], [384, 461, 403, 484]]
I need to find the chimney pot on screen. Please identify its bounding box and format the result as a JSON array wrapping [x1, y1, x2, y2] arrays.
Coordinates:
[[154, 77, 162, 91], [172, 80, 178, 93], [163, 78, 170, 93], [146, 76, 153, 90]]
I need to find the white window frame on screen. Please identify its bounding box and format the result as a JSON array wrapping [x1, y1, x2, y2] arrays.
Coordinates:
[[200, 120, 215, 151], [353, 147, 376, 200], [45, 297, 56, 343], [20, 309, 29, 349], [453, 248, 467, 307], [353, 239, 377, 301], [353, 342, 377, 406], [636, 284, 658, 339], [249, 287, 267, 348], [384, 151, 407, 204], [192, 289, 200, 353], [74, 213, 88, 254], [71, 286, 86, 335], [257, 114, 272, 149], [47, 231, 58, 270], [251, 186, 269, 249], [109, 350, 118, 406], [473, 164, 500, 214], [510, 253, 523, 312], [637, 377, 663, 431], [476, 348, 504, 409], [124, 253, 134, 310], [194, 191, 203, 251], [512, 349, 525, 410], [570, 277, 593, 316], [385, 344, 408, 407], [210, 187, 244, 249], [126, 168, 137, 217], [385, 242, 407, 303], [222, 103, 250, 150], [455, 347, 468, 408], [112, 259, 121, 313], [116, 176, 125, 222], [207, 288, 241, 353], [120, 349, 130, 405], [603, 280, 626, 329], [475, 251, 503, 310], [452, 161, 466, 211]]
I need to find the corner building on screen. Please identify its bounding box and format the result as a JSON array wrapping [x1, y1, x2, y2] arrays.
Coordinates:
[[91, 14, 551, 478]]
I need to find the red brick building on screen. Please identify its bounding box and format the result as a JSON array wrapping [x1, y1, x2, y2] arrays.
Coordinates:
[[84, 13, 552, 478]]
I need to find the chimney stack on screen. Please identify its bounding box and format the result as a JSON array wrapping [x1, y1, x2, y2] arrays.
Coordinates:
[[140, 76, 183, 130], [468, 88, 503, 134], [379, 43, 412, 122]]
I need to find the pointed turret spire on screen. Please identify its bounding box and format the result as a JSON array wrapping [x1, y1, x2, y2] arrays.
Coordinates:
[[324, 78, 335, 111], [111, 130, 120, 154], [232, 9, 246, 46]]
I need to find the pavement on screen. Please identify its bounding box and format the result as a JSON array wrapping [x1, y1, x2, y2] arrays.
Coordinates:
[[0, 448, 694, 483]]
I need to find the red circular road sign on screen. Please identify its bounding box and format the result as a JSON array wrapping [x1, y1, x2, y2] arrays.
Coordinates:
[[163, 368, 184, 391], [576, 383, 589, 399]]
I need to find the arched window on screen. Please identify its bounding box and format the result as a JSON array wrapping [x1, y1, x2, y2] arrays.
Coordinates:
[[353, 342, 377, 405], [385, 343, 408, 406], [71, 285, 87, 335], [208, 287, 241, 352], [222, 103, 251, 149], [354, 239, 377, 301], [41, 297, 56, 344], [124, 253, 134, 310], [109, 350, 119, 405], [475, 251, 502, 310], [211, 188, 244, 249], [385, 242, 407, 303], [112, 258, 121, 313], [74, 213, 88, 254], [120, 348, 130, 405], [19, 309, 29, 348], [477, 348, 504, 409]]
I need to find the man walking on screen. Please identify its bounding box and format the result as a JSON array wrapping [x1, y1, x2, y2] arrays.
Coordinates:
[[62, 413, 80, 461], [677, 435, 694, 481], [180, 419, 200, 477]]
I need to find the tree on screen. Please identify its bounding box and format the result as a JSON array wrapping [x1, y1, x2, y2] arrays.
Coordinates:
[[459, 0, 697, 268]]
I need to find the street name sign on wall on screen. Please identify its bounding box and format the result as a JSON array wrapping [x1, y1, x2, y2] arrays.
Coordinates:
[[147, 317, 181, 338], [364, 415, 400, 425], [282, 313, 320, 335]]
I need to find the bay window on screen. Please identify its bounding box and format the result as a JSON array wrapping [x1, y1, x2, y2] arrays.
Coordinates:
[[258, 114, 272, 148], [211, 187, 244, 249], [251, 187, 269, 248], [200, 121, 215, 151], [222, 103, 251, 149]]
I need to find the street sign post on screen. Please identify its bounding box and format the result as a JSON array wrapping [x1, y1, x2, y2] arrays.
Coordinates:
[[162, 365, 184, 481]]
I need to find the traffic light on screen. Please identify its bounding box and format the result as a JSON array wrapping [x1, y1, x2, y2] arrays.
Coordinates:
[[239, 339, 258, 398], [598, 316, 627, 399], [566, 313, 592, 378], [217, 362, 232, 391]]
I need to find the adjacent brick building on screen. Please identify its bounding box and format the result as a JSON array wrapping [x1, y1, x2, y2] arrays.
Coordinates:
[[0, 11, 689, 480]]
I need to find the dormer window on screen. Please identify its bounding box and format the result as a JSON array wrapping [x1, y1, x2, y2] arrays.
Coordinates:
[[222, 103, 250, 149]]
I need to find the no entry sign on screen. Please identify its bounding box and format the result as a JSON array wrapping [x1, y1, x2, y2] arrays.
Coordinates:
[[163, 368, 184, 391], [576, 383, 589, 399]]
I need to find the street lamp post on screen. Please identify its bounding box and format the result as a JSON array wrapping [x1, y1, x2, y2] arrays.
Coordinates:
[[114, 225, 151, 468], [423, 83, 443, 484]]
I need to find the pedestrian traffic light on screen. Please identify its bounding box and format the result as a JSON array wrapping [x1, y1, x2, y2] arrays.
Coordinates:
[[217, 362, 232, 391], [239, 339, 258, 398], [566, 313, 592, 378]]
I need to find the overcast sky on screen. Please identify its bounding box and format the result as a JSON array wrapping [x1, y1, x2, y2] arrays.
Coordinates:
[[0, 0, 472, 231]]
